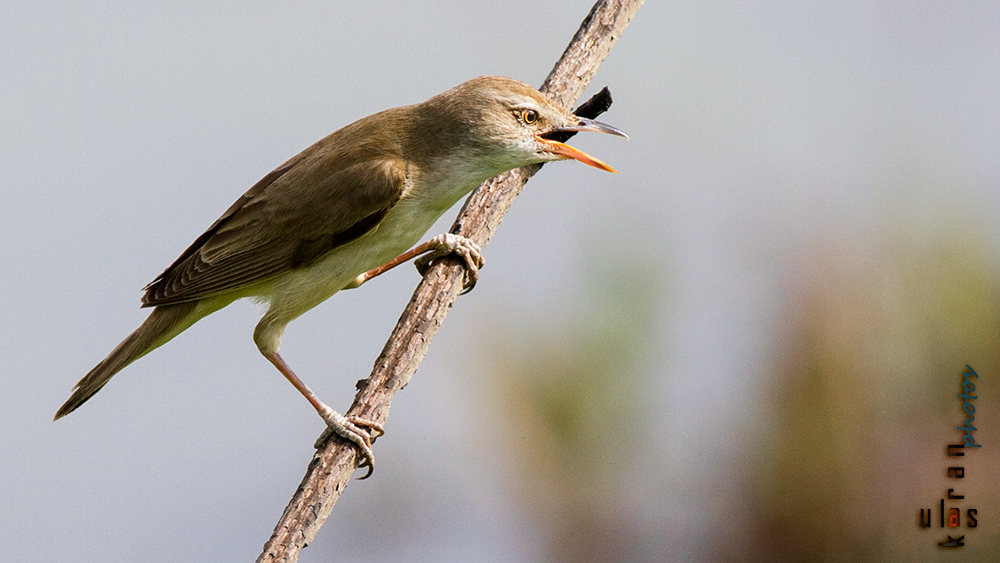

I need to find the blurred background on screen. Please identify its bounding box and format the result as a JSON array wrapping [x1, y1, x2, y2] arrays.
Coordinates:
[[2, 1, 998, 561]]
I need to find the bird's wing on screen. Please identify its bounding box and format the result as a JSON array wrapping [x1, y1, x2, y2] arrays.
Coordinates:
[[141, 152, 407, 306]]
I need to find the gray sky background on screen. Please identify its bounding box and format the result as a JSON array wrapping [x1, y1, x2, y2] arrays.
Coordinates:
[[3, 2, 999, 561]]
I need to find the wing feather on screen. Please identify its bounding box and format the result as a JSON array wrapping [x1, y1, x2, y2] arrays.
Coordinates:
[[142, 154, 406, 306]]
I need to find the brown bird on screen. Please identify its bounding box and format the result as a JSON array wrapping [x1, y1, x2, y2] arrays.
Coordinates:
[[56, 76, 626, 474]]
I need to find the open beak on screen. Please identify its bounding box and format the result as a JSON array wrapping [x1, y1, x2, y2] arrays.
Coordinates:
[[536, 117, 628, 174]]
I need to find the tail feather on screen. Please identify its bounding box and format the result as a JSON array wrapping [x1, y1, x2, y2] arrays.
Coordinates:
[[55, 302, 198, 420]]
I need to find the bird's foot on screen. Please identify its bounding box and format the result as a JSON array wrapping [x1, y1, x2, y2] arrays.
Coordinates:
[[414, 233, 484, 293], [314, 407, 385, 479]]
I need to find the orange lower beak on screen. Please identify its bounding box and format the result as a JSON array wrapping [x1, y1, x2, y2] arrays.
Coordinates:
[[536, 136, 618, 174]]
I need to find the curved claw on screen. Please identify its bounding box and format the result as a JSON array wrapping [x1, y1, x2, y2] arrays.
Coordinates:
[[349, 416, 385, 439], [414, 233, 484, 293], [459, 270, 478, 295], [356, 456, 375, 480], [414, 253, 434, 277], [314, 409, 383, 479]]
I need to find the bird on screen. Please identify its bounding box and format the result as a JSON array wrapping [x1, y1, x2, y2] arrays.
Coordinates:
[[55, 75, 627, 475]]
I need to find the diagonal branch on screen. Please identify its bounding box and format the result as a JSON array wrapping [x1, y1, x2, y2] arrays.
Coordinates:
[[256, 1, 644, 561]]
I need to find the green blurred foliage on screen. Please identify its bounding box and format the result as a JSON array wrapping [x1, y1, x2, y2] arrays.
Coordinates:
[[472, 169, 1000, 562], [480, 253, 665, 563], [738, 201, 1000, 562]]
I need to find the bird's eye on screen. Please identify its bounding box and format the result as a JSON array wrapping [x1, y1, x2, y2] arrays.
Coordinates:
[[521, 109, 539, 124]]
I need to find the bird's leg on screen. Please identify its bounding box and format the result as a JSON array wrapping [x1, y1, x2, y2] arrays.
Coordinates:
[[263, 351, 384, 479], [345, 233, 484, 293]]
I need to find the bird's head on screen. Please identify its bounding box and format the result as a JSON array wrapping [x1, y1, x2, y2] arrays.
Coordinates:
[[423, 76, 627, 176]]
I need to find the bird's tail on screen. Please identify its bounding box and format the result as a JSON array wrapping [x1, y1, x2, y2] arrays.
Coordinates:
[[55, 302, 199, 420]]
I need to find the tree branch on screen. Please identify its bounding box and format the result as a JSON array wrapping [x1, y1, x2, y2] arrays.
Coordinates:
[[256, 1, 643, 561]]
